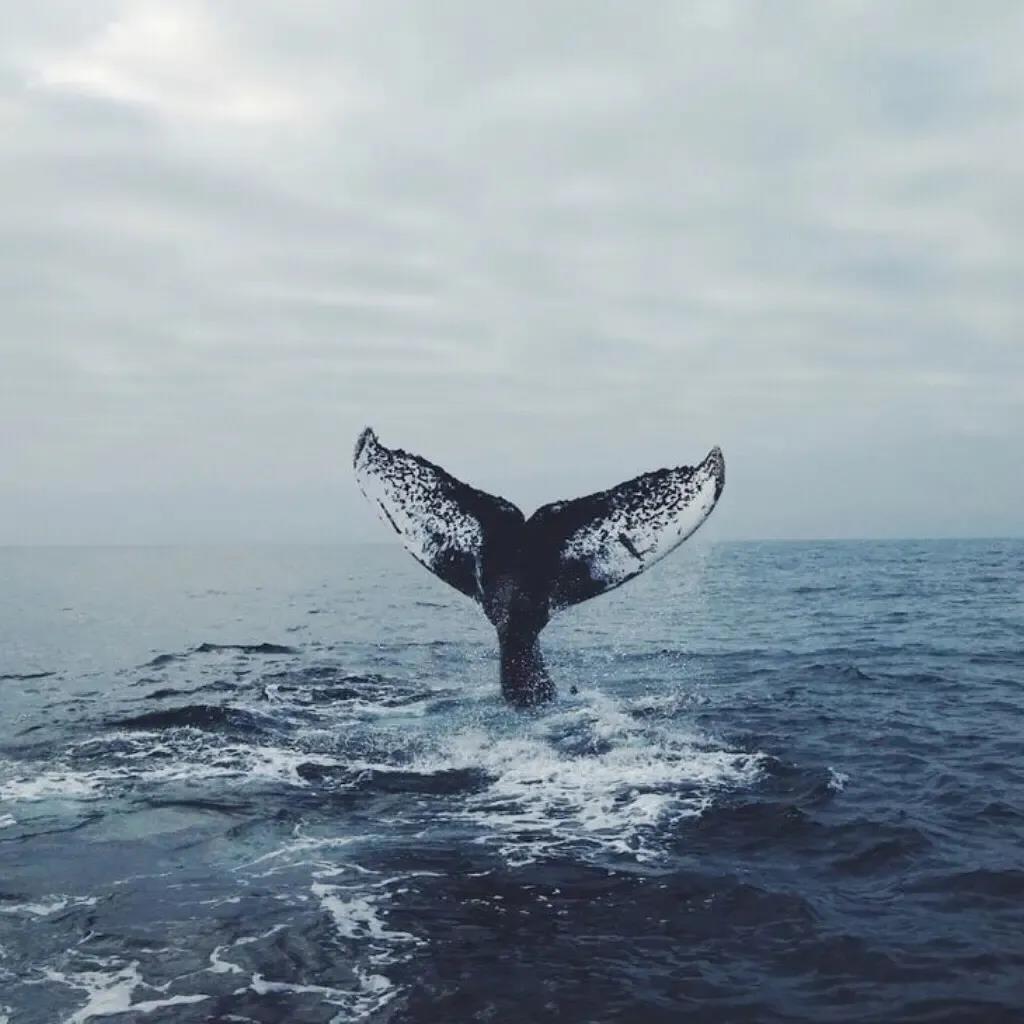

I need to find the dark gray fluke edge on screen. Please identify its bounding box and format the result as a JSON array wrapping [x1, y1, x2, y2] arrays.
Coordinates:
[[353, 427, 725, 706]]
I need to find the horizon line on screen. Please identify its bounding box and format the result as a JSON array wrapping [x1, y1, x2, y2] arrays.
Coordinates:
[[1, 535, 1022, 549]]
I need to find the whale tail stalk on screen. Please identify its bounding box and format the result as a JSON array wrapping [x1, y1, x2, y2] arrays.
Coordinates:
[[353, 427, 725, 706]]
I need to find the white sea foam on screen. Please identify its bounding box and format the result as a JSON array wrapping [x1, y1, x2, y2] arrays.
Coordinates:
[[236, 830, 360, 873], [310, 871, 422, 952], [428, 693, 764, 864], [43, 959, 208, 1023], [3, 679, 763, 1021], [208, 924, 288, 975], [74, 731, 342, 788], [235, 969, 396, 1024], [220, 833, 424, 1019], [0, 895, 97, 918], [0, 736, 344, 808], [207, 945, 245, 976], [210, 887, 406, 1022], [0, 769, 101, 803]]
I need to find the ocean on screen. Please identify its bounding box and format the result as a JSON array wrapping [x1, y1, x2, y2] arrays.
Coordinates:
[[1, 539, 1022, 1023]]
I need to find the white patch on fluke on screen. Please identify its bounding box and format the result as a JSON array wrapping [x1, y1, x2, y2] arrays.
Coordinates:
[[558, 447, 724, 601], [353, 428, 486, 597]]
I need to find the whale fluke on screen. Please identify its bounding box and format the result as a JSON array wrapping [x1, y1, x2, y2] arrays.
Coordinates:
[[352, 427, 525, 601], [354, 427, 724, 705]]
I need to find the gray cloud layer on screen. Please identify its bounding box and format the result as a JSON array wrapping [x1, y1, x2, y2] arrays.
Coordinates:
[[2, 1, 1022, 542]]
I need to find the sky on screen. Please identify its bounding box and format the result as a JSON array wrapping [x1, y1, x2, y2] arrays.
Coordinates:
[[1, 1, 1022, 544]]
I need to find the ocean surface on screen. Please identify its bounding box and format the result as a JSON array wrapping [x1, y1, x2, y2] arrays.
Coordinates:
[[1, 540, 1022, 1023]]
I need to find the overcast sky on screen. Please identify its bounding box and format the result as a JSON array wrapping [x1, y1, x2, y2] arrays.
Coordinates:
[[2, 1, 1021, 544]]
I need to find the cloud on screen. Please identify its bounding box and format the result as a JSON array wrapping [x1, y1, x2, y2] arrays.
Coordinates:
[[1, 0, 1022, 542], [28, 4, 316, 125]]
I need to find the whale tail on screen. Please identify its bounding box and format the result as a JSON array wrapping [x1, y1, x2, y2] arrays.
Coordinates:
[[353, 427, 724, 705]]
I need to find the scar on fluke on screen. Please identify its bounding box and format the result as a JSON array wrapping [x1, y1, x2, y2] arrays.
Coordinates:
[[377, 501, 402, 535], [354, 427, 724, 706], [618, 532, 644, 560]]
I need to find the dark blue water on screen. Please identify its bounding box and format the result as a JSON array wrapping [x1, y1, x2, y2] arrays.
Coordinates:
[[1, 540, 1022, 1023]]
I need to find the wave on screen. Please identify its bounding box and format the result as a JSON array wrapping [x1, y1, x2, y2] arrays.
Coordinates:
[[195, 642, 297, 655], [140, 796, 252, 816], [263, 675, 434, 711], [800, 662, 874, 681], [831, 830, 932, 875], [110, 704, 278, 734], [143, 642, 297, 667], [908, 868, 1024, 898], [137, 680, 239, 701]]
